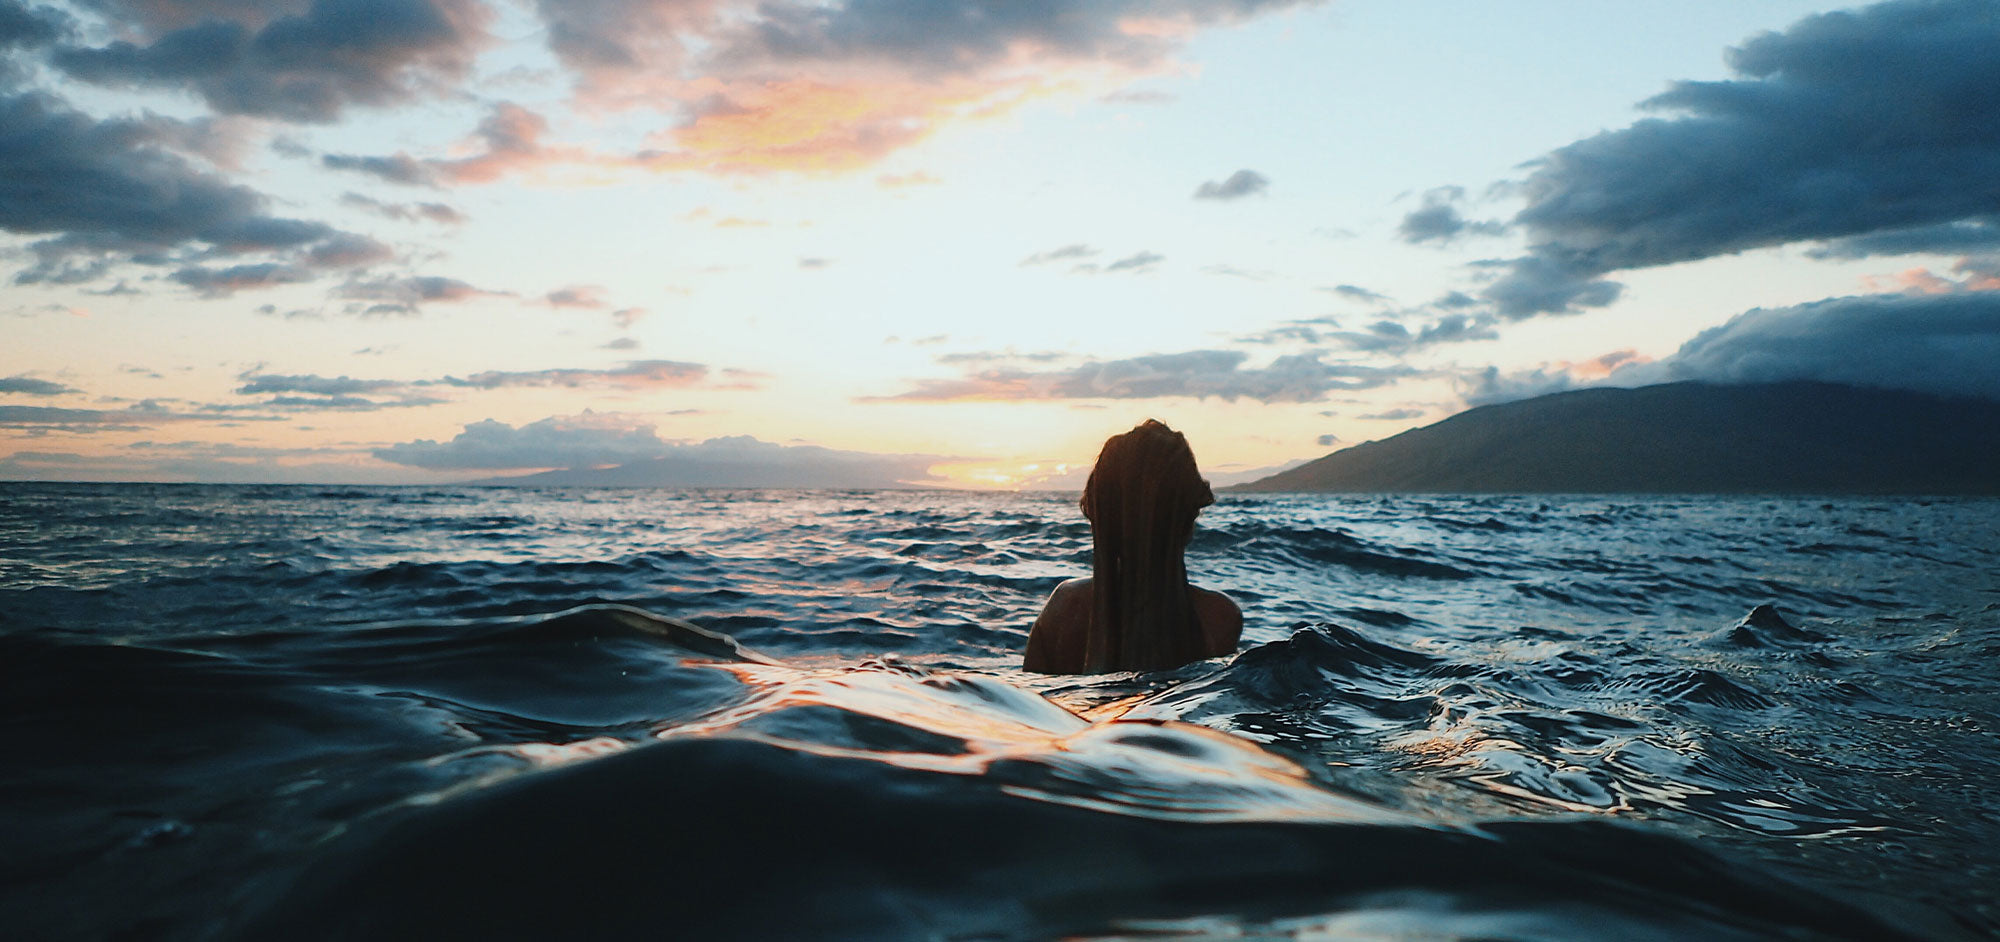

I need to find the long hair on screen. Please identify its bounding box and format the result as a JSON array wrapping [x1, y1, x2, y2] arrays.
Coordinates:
[[1079, 419, 1215, 671]]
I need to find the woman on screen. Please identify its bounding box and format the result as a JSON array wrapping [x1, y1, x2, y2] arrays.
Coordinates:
[[1024, 420, 1242, 673]]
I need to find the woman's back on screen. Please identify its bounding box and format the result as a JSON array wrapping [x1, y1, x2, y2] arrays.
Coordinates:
[[1024, 577, 1240, 673]]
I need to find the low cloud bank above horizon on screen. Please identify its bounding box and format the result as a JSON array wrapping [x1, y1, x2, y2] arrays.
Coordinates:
[[375, 414, 946, 487], [1630, 292, 2000, 401], [1464, 292, 2000, 407]]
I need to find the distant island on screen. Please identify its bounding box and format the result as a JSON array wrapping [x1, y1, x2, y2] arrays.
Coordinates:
[[1231, 382, 2000, 495]]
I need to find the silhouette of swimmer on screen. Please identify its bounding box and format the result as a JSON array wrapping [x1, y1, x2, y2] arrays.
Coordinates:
[[1025, 420, 1242, 673]]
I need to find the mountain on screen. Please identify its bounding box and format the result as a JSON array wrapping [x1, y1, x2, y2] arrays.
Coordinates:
[[1231, 382, 2000, 495]]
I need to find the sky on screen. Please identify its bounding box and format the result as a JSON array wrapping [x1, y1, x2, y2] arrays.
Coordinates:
[[2, 0, 1997, 487]]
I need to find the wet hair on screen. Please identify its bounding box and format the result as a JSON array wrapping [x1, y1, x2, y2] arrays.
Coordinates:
[[1078, 419, 1215, 671]]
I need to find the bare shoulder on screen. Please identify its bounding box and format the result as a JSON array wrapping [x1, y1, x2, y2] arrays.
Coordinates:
[[1046, 576, 1093, 608], [1025, 577, 1093, 673], [1189, 586, 1243, 656]]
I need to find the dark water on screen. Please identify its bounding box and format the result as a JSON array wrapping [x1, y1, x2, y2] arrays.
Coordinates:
[[2, 484, 1996, 940]]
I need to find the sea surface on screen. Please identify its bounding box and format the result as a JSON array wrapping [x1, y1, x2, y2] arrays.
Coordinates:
[[2, 484, 1997, 940]]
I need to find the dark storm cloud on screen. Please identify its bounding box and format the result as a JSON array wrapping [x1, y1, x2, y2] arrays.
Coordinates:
[[0, 90, 375, 285], [1193, 169, 1268, 201], [873, 349, 1414, 404], [1625, 292, 2000, 402], [53, 0, 491, 123], [1486, 0, 2000, 317], [0, 0, 68, 49], [0, 375, 75, 395], [1807, 217, 2000, 260]]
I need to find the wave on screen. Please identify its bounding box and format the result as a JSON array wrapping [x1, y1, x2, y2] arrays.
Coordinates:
[[225, 607, 1915, 942]]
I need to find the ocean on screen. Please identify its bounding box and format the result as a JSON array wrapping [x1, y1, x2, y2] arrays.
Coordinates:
[[2, 484, 1996, 940]]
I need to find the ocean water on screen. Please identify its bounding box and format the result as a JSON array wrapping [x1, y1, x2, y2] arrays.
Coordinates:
[[2, 484, 1996, 940]]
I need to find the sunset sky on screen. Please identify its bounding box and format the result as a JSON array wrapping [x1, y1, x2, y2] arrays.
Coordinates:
[[3, 0, 1996, 486]]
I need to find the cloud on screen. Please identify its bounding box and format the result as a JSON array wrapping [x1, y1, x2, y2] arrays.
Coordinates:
[[0, 375, 76, 395], [933, 348, 1068, 367], [1019, 243, 1097, 266], [374, 415, 947, 485], [225, 360, 722, 410], [0, 442, 412, 484], [1482, 0, 2000, 317], [1324, 284, 1390, 303], [1358, 407, 1425, 421], [0, 90, 370, 285], [1099, 250, 1163, 274], [874, 349, 1414, 404], [1192, 169, 1269, 201], [539, 1, 1323, 175], [52, 0, 492, 123], [1458, 350, 1649, 407], [373, 414, 674, 470], [236, 372, 405, 397], [1807, 217, 2000, 260], [545, 284, 608, 308], [322, 102, 582, 186], [170, 262, 315, 297], [251, 5, 1323, 182], [0, 0, 68, 50], [323, 152, 435, 185], [1239, 312, 1497, 353], [0, 400, 281, 431], [335, 274, 500, 313], [1398, 186, 1506, 244], [223, 369, 444, 411], [339, 192, 465, 224], [441, 359, 713, 390], [1315, 433, 1340, 447], [1622, 292, 2000, 402]]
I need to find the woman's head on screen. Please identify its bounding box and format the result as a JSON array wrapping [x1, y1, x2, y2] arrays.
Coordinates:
[[1078, 420, 1214, 671], [1080, 419, 1213, 537]]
